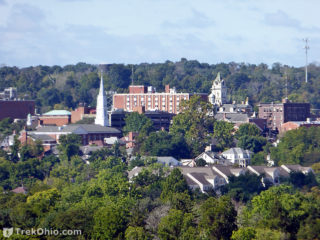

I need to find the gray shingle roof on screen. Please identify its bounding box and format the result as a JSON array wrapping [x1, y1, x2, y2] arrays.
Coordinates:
[[29, 133, 56, 142], [222, 148, 252, 157], [215, 113, 249, 123], [34, 124, 121, 134]]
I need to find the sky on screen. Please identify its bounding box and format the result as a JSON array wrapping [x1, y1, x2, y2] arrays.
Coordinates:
[[0, 0, 319, 68]]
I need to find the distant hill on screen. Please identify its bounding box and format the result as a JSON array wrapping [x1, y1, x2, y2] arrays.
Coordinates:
[[1, 60, 319, 112]]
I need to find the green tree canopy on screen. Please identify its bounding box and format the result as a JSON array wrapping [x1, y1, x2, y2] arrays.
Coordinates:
[[213, 120, 234, 151], [123, 112, 154, 135], [170, 95, 214, 157]]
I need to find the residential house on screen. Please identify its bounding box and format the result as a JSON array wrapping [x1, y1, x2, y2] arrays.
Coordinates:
[[247, 166, 282, 186], [195, 151, 221, 164], [221, 147, 253, 167], [178, 167, 226, 192], [212, 165, 247, 183], [281, 164, 313, 174]]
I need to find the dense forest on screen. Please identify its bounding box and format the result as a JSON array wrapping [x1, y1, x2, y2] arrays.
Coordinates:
[[1, 59, 320, 113]]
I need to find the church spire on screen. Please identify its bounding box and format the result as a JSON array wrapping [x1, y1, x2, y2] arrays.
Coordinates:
[[95, 72, 109, 126]]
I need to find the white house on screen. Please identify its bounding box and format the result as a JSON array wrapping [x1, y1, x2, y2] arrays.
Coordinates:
[[221, 147, 253, 167], [195, 151, 219, 164]]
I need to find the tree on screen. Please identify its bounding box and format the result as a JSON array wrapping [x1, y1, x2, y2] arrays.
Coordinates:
[[123, 112, 154, 135], [289, 171, 317, 189], [57, 134, 82, 161], [223, 172, 264, 202], [160, 168, 189, 202], [250, 152, 265, 165], [213, 121, 234, 151], [93, 204, 127, 239], [236, 123, 261, 138], [170, 95, 214, 157], [125, 226, 148, 240], [195, 158, 207, 167], [158, 209, 196, 240], [139, 131, 190, 159], [231, 227, 256, 240], [199, 196, 237, 240], [240, 185, 308, 238], [237, 136, 267, 153], [271, 127, 320, 165]]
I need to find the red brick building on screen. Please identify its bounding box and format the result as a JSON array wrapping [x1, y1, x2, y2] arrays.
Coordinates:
[[0, 100, 35, 120], [281, 120, 320, 133], [258, 99, 310, 131], [113, 85, 208, 114], [38, 110, 71, 126], [71, 105, 96, 123]]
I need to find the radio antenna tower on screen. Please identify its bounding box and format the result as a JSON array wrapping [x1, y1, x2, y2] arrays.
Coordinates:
[[303, 38, 310, 83], [131, 65, 134, 85]]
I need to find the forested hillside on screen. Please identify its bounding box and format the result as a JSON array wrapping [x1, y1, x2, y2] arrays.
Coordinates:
[[1, 59, 320, 113]]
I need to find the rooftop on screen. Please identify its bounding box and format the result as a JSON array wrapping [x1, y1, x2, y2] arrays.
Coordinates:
[[43, 110, 71, 116]]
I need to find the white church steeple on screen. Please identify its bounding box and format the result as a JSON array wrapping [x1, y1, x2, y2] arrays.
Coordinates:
[[208, 72, 227, 106], [95, 72, 109, 126]]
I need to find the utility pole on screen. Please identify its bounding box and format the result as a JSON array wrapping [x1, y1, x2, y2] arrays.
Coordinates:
[[303, 38, 309, 83]]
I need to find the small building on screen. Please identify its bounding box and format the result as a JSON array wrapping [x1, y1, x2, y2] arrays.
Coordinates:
[[247, 166, 281, 186], [221, 148, 253, 167], [281, 164, 313, 174], [156, 156, 181, 166], [215, 113, 249, 126], [38, 110, 72, 126], [11, 186, 28, 194], [71, 105, 96, 123], [212, 165, 247, 183], [281, 120, 320, 133], [178, 166, 226, 192], [0, 87, 17, 100], [195, 151, 229, 165], [121, 132, 139, 149]]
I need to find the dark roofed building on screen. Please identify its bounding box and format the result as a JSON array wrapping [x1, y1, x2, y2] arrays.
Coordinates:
[[110, 109, 174, 131], [215, 113, 249, 124], [258, 99, 310, 131], [0, 100, 35, 120], [29, 124, 121, 146]]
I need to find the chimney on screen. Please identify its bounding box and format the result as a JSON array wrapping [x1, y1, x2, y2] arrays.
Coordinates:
[[165, 84, 170, 93]]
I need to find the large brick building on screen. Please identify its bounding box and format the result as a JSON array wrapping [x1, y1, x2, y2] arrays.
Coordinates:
[[0, 100, 35, 120], [258, 99, 310, 131], [113, 85, 208, 114]]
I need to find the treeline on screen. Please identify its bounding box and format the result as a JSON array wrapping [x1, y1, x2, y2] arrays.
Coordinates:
[[1, 60, 320, 113]]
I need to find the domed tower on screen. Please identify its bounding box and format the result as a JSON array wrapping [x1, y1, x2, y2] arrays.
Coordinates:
[[208, 72, 227, 106]]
